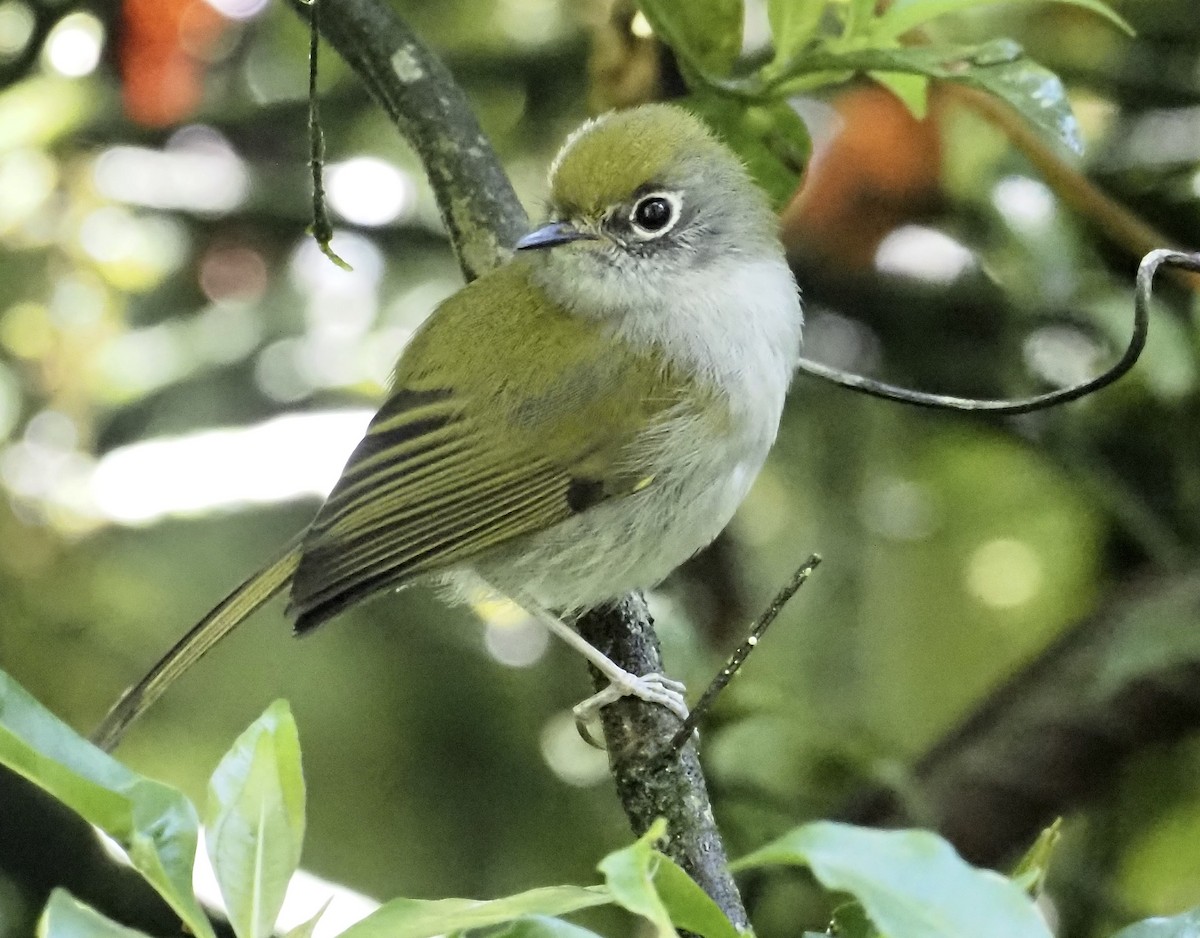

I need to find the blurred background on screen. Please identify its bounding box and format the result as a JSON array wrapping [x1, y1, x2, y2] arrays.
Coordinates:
[[0, 0, 1199, 936]]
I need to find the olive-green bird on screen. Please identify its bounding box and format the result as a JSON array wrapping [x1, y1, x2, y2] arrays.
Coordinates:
[[92, 104, 803, 751]]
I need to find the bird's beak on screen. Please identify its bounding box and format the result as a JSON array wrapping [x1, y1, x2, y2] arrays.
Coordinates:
[[514, 221, 597, 251]]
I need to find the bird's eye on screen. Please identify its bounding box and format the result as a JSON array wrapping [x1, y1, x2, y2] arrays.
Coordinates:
[[630, 194, 677, 236]]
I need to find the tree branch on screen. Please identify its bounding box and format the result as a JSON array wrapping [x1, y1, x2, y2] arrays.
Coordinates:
[[295, 0, 748, 924], [577, 597, 749, 929]]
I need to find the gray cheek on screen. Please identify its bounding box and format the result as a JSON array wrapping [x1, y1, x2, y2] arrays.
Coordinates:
[[636, 223, 729, 272]]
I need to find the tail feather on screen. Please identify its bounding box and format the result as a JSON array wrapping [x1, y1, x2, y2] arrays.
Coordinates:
[[91, 546, 302, 752]]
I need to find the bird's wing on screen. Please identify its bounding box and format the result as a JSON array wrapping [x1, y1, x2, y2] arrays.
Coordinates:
[[289, 261, 694, 631], [289, 388, 578, 627]]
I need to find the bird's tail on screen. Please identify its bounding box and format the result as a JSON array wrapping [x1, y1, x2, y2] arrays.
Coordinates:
[[91, 546, 303, 753]]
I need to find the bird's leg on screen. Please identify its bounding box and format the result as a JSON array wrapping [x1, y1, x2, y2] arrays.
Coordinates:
[[518, 599, 689, 735]]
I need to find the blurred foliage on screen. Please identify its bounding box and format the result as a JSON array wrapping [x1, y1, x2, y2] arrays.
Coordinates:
[[0, 0, 1195, 937]]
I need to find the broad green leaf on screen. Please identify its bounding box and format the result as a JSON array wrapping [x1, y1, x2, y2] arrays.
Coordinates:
[[767, 0, 825, 66], [482, 917, 606, 938], [637, 0, 744, 77], [763, 41, 1082, 155], [0, 669, 214, 938], [1110, 908, 1200, 938], [684, 92, 810, 207], [204, 700, 306, 938], [337, 886, 612, 938], [1010, 820, 1061, 896], [38, 890, 153, 938], [598, 819, 676, 938], [651, 854, 740, 938], [871, 0, 1133, 42], [734, 821, 1053, 938]]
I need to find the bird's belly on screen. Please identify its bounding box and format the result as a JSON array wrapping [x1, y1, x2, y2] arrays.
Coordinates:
[[461, 424, 771, 613]]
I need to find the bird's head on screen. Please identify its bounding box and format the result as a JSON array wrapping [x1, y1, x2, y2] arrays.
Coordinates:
[[516, 104, 781, 315]]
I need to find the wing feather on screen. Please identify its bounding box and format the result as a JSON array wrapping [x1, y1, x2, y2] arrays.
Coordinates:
[[291, 435, 570, 628], [319, 458, 549, 544], [304, 459, 563, 584], [315, 444, 490, 538], [301, 468, 566, 595]]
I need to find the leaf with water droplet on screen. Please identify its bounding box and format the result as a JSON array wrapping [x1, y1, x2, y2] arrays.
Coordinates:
[[965, 39, 1023, 66]]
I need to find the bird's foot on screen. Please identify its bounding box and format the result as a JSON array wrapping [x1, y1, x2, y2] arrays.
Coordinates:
[[573, 671, 689, 747]]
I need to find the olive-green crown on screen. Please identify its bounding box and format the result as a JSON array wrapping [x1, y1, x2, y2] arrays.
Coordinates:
[[548, 104, 733, 217]]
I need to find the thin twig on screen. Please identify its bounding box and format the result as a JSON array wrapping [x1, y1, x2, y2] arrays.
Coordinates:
[[305, 0, 352, 271], [670, 554, 822, 753], [795, 245, 1161, 413], [1135, 250, 1200, 318]]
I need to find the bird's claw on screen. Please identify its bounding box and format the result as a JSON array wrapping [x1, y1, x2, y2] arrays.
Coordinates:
[[572, 671, 690, 749]]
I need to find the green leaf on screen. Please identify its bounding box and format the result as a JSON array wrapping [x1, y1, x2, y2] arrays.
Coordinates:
[[900, 42, 1081, 154], [831, 901, 881, 938], [598, 819, 676, 938], [1110, 908, 1200, 938], [734, 821, 1053, 938], [1010, 819, 1062, 897], [870, 0, 1133, 42], [337, 886, 612, 938], [871, 71, 931, 119], [37, 890, 154, 938], [684, 92, 810, 207], [651, 854, 741, 938], [844, 0, 880, 40], [281, 900, 331, 938], [0, 669, 214, 938], [764, 41, 1082, 155], [204, 700, 306, 938], [767, 0, 825, 66], [637, 0, 744, 78], [482, 917, 606, 938]]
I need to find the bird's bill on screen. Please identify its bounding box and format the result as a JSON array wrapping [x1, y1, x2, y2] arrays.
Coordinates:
[[514, 221, 597, 251]]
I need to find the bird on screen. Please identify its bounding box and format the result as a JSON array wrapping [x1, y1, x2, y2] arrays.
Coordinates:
[[91, 103, 803, 752]]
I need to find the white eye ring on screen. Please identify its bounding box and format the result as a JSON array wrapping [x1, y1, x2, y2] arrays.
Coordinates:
[[629, 191, 682, 239]]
